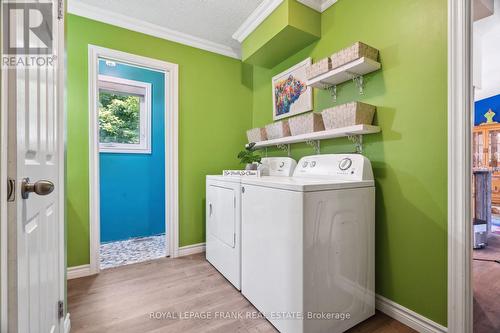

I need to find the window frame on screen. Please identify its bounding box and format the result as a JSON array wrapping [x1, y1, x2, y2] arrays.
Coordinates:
[[97, 75, 152, 154]]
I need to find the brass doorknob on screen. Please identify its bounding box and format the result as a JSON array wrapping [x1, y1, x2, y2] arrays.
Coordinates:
[[21, 178, 55, 199]]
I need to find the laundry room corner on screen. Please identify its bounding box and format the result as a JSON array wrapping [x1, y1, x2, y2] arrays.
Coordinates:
[[249, 0, 448, 327]]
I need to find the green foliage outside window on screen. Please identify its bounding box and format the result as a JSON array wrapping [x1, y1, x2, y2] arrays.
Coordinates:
[[99, 91, 141, 144]]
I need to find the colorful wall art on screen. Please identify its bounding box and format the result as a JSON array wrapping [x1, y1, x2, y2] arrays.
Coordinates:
[[272, 58, 313, 120]]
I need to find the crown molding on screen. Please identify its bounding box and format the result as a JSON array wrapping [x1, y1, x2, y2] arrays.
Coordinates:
[[297, 0, 338, 12], [68, 0, 241, 59], [232, 0, 285, 43]]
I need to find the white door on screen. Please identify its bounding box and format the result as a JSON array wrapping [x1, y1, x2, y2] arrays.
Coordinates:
[[205, 179, 240, 289], [2, 1, 65, 332], [208, 185, 236, 248]]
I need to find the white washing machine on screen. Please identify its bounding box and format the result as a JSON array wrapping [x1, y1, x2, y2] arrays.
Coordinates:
[[205, 157, 297, 290], [241, 154, 375, 333]]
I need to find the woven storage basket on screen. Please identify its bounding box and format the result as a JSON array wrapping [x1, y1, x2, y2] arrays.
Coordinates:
[[330, 42, 379, 69], [305, 58, 332, 80], [246, 127, 267, 143], [321, 102, 376, 129], [288, 113, 325, 136], [265, 120, 291, 140]]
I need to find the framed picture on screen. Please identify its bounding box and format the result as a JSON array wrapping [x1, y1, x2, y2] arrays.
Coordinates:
[[272, 58, 313, 120]]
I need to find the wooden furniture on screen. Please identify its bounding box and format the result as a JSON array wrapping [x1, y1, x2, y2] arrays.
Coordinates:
[[473, 122, 500, 206]]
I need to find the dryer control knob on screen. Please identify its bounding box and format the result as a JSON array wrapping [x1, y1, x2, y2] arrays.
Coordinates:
[[339, 158, 352, 170]]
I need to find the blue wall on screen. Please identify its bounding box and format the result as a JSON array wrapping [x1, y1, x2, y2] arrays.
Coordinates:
[[475, 94, 500, 126], [99, 60, 165, 242]]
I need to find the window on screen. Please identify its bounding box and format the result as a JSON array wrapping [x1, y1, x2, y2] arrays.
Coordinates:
[[98, 75, 151, 153]]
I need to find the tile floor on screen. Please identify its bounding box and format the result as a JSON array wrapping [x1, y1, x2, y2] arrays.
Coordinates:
[[100, 234, 166, 270]]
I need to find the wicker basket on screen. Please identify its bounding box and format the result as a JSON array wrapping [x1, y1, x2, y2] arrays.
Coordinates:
[[246, 127, 267, 143], [330, 42, 379, 69], [321, 102, 376, 129], [288, 113, 325, 136], [265, 120, 291, 140], [305, 58, 332, 80]]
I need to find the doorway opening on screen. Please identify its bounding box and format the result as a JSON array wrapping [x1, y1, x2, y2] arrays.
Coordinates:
[[97, 59, 167, 269], [472, 1, 500, 331], [88, 46, 179, 274]]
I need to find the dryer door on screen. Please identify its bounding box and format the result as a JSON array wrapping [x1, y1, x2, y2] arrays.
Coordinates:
[[207, 185, 236, 248]]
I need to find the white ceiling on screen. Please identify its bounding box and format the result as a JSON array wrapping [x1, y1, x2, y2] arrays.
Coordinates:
[[68, 0, 337, 59], [69, 0, 264, 56]]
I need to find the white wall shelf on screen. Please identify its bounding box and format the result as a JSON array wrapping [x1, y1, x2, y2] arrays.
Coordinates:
[[249, 124, 381, 149], [306, 57, 381, 90]]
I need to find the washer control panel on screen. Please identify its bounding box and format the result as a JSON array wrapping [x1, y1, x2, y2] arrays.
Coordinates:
[[339, 158, 352, 170], [293, 154, 373, 181], [259, 157, 297, 176]]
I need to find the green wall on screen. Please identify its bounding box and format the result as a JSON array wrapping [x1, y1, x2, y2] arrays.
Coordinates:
[[250, 0, 448, 326], [66, 14, 252, 266]]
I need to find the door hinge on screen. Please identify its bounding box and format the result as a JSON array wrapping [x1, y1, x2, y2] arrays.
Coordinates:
[[7, 178, 15, 202], [57, 0, 64, 20], [58, 300, 64, 319]]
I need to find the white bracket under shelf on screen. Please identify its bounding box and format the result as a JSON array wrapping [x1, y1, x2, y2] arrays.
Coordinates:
[[347, 73, 365, 95], [347, 134, 363, 154], [306, 140, 321, 154], [276, 144, 291, 156], [328, 85, 337, 103]]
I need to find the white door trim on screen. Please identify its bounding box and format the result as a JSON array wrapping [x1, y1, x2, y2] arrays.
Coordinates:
[[447, 0, 473, 332], [0, 3, 8, 329], [88, 45, 179, 274]]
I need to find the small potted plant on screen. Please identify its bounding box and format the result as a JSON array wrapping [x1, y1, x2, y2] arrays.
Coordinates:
[[238, 143, 262, 170]]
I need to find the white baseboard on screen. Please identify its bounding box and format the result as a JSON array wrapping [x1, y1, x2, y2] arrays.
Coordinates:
[[67, 264, 93, 280], [376, 294, 447, 333], [63, 313, 71, 333], [178, 242, 206, 257]]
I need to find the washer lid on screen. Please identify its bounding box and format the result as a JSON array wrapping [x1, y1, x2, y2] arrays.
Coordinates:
[[241, 176, 374, 192]]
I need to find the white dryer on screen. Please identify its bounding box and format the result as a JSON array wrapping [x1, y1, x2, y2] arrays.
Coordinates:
[[241, 154, 375, 333], [205, 157, 296, 290]]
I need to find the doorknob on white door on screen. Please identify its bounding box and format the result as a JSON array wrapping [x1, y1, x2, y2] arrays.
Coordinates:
[[21, 178, 55, 199]]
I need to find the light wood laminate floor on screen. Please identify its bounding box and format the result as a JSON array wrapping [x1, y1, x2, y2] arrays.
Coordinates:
[[68, 253, 416, 333]]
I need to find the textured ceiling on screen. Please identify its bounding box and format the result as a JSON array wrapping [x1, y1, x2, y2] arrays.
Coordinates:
[[73, 0, 264, 51]]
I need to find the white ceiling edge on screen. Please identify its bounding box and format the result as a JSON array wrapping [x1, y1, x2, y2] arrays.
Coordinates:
[[297, 0, 338, 12], [67, 1, 241, 59], [232, 0, 338, 44], [232, 0, 284, 43]]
